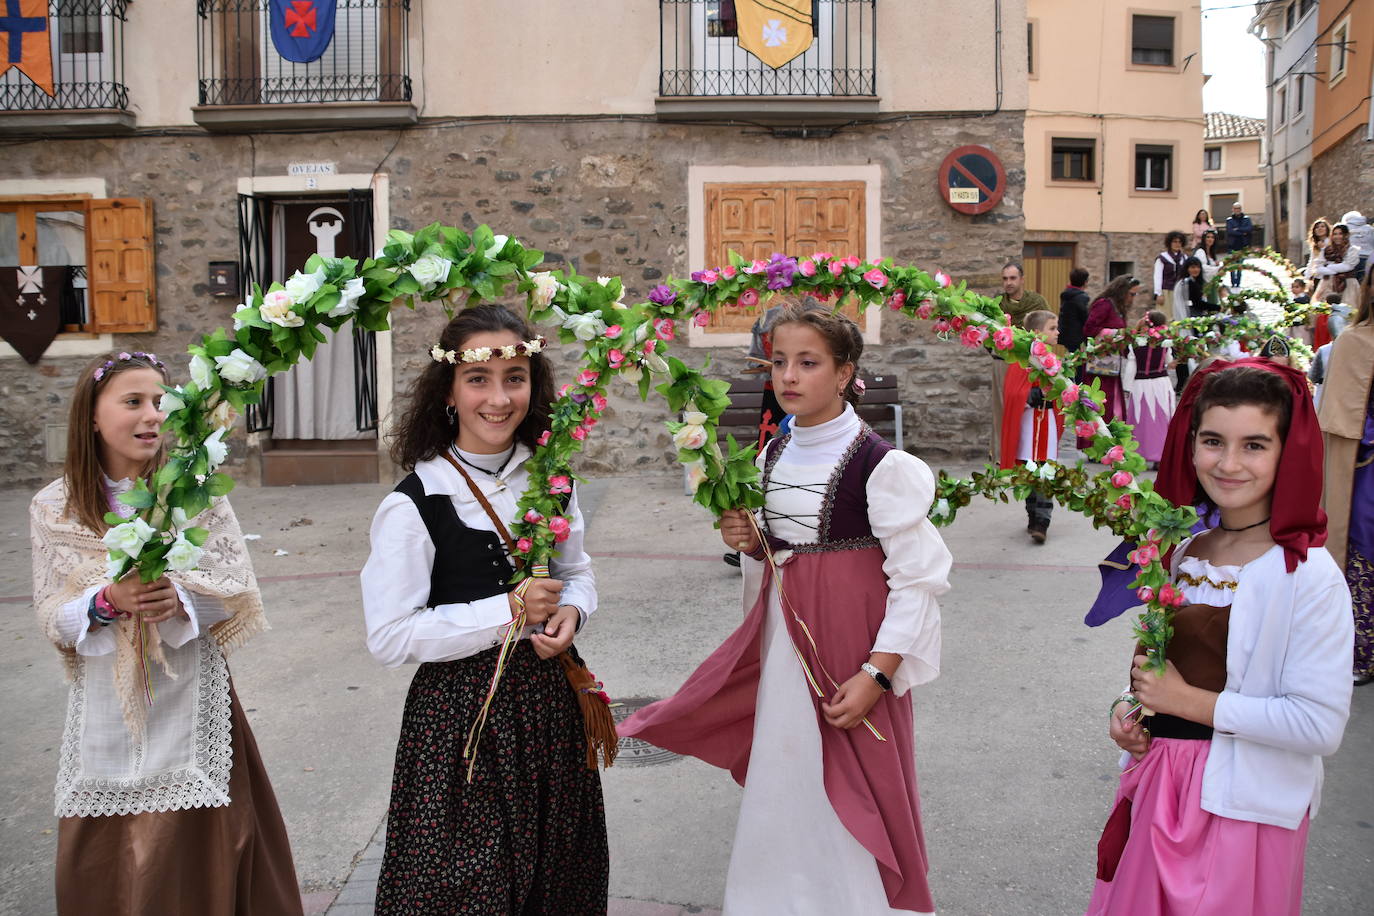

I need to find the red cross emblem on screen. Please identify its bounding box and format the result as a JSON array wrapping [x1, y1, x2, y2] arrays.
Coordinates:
[[284, 1, 317, 38]]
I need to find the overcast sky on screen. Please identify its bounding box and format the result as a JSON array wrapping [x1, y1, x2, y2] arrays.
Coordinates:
[[1201, 0, 1267, 118]]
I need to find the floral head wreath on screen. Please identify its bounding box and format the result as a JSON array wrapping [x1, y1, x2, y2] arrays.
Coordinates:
[[93, 351, 164, 381], [430, 336, 546, 365]]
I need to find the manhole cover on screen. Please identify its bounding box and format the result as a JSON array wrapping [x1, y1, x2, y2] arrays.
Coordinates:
[[612, 697, 681, 767]]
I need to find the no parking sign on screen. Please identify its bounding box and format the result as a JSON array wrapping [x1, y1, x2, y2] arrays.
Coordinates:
[[937, 145, 1007, 215]]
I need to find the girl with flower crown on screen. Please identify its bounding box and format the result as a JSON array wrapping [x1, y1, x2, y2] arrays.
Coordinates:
[[622, 299, 953, 914], [361, 304, 608, 913], [1089, 360, 1354, 915], [29, 351, 301, 915]]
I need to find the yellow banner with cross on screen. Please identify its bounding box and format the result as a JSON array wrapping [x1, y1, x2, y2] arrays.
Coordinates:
[[735, 0, 814, 70]]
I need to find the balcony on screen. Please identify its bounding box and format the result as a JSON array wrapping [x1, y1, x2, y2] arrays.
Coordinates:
[[657, 0, 878, 122], [0, 1, 133, 135], [194, 0, 414, 131]]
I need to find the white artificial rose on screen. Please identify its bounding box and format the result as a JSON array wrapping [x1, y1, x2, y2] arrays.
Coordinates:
[[644, 351, 669, 374], [165, 533, 204, 572], [499, 345, 518, 359], [619, 364, 643, 384], [259, 292, 305, 328], [214, 349, 267, 387], [328, 277, 367, 318], [102, 517, 155, 556], [485, 235, 509, 258], [209, 399, 238, 431], [284, 266, 326, 304], [684, 459, 708, 494], [532, 272, 561, 307], [673, 424, 709, 451], [232, 302, 254, 331], [203, 427, 229, 469], [159, 388, 186, 413], [189, 354, 214, 390], [933, 498, 951, 519], [683, 410, 708, 426], [563, 312, 608, 342], [461, 347, 493, 363], [171, 506, 189, 528], [409, 254, 453, 290]]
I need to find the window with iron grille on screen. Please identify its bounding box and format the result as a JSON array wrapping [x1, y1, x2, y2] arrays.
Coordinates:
[[1135, 145, 1172, 192], [0, 1, 129, 111], [1051, 138, 1095, 181], [659, 0, 875, 97], [197, 0, 411, 106], [1131, 14, 1174, 67]]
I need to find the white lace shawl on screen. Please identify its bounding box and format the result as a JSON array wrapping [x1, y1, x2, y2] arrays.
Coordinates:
[[30, 479, 268, 816]]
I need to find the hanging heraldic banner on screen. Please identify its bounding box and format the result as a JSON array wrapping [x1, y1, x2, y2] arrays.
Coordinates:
[[736, 0, 814, 70], [0, 0, 54, 95], [269, 0, 338, 64]]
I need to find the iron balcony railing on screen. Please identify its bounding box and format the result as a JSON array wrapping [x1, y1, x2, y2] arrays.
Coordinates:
[[659, 0, 875, 97], [0, 1, 129, 111], [197, 0, 410, 106]]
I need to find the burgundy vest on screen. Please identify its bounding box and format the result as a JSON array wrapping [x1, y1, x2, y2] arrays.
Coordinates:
[[760, 425, 893, 549]]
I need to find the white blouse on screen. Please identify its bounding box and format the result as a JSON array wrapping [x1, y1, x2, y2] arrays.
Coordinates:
[[361, 446, 597, 668], [759, 405, 953, 695]]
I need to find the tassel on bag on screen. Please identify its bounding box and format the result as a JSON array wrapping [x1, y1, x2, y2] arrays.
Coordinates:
[[558, 649, 619, 770]]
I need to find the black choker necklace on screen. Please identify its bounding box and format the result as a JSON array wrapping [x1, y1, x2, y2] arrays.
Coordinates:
[[1219, 516, 1270, 533], [451, 443, 516, 478]]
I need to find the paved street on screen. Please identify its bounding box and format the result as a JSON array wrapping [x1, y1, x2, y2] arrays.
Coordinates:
[[1, 468, 1370, 915]]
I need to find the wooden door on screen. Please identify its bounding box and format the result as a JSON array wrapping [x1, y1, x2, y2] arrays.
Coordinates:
[[1021, 241, 1076, 312], [704, 181, 865, 333]]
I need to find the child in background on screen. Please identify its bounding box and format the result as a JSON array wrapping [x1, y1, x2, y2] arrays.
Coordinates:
[[999, 310, 1063, 543], [1123, 310, 1177, 465]]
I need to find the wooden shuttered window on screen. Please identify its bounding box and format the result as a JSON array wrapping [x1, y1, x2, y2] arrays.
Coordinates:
[[87, 198, 157, 333], [704, 181, 865, 333]]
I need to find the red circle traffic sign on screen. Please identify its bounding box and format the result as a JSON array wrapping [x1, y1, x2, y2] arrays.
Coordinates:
[[937, 145, 1007, 215]]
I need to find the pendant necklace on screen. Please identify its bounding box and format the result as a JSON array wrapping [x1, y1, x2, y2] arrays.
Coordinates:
[[450, 443, 516, 479]]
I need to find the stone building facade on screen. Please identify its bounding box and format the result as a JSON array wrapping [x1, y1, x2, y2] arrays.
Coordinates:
[[0, 1, 1029, 486]]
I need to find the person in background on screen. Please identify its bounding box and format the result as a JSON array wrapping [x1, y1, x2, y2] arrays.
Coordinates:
[[1225, 203, 1255, 286], [1311, 224, 1362, 318], [1194, 229, 1222, 289], [1190, 209, 1214, 250], [1290, 278, 1313, 347], [999, 310, 1063, 543], [1078, 275, 1141, 450], [1122, 310, 1176, 465], [1059, 267, 1092, 358], [990, 262, 1049, 459], [1341, 211, 1372, 311], [1153, 231, 1189, 312], [1304, 218, 1331, 275]]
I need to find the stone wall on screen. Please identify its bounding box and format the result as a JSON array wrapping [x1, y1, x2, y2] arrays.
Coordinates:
[[1025, 229, 1176, 305], [1310, 127, 1374, 231], [1, 113, 1025, 486]]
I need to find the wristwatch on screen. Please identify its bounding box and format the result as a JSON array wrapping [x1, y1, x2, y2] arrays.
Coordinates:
[[860, 662, 892, 692]]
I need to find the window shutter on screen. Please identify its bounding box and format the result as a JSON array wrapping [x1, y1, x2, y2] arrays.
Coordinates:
[[86, 198, 157, 333]]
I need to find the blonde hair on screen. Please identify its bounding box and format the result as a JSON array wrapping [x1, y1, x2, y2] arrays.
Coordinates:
[[1023, 310, 1056, 333]]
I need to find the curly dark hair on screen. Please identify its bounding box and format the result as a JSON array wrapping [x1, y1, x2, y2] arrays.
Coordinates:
[[388, 305, 555, 470], [769, 296, 865, 406]]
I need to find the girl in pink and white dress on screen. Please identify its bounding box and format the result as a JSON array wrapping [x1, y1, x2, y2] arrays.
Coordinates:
[[1089, 359, 1354, 916], [1122, 310, 1176, 464], [622, 301, 952, 914]]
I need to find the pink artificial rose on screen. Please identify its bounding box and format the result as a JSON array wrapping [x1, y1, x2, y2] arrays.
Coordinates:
[[1030, 339, 1049, 358], [799, 259, 818, 277], [605, 325, 622, 339], [959, 325, 989, 349], [1076, 420, 1098, 440], [887, 290, 907, 311], [548, 516, 572, 543], [643, 338, 658, 354], [1115, 494, 1134, 510], [748, 258, 768, 274], [1104, 445, 1126, 466], [843, 255, 861, 268], [570, 426, 588, 441], [812, 251, 833, 261], [1158, 583, 1186, 608], [607, 349, 625, 368], [557, 384, 573, 398], [693, 311, 710, 327], [591, 393, 608, 412], [577, 369, 600, 387], [654, 319, 676, 341], [992, 326, 1015, 350], [933, 270, 952, 288], [1111, 470, 1134, 488], [950, 316, 968, 332], [1132, 542, 1160, 565], [1136, 586, 1155, 603], [700, 269, 719, 285], [516, 537, 533, 553], [721, 264, 738, 279], [933, 319, 952, 334], [1039, 353, 1061, 375], [524, 509, 544, 523], [548, 475, 572, 494], [916, 300, 935, 320], [829, 260, 846, 277], [583, 416, 598, 429], [1060, 384, 1081, 405], [862, 268, 888, 289], [738, 288, 760, 308], [536, 430, 552, 446], [813, 291, 831, 302]]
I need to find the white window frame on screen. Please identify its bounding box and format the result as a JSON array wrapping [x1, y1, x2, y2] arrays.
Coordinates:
[[1330, 16, 1351, 86]]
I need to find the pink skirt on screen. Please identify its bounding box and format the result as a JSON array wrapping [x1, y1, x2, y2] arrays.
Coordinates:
[[1085, 738, 1310, 916]]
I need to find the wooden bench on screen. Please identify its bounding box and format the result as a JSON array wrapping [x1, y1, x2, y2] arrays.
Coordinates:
[[716, 372, 904, 450]]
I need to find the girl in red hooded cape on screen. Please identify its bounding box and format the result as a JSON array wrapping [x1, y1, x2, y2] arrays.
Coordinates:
[[1088, 358, 1354, 916], [621, 300, 953, 914]]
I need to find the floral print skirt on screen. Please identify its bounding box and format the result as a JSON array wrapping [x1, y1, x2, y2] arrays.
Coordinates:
[[375, 640, 608, 915]]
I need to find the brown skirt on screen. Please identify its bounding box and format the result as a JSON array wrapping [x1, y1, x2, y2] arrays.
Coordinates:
[[55, 681, 302, 916]]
